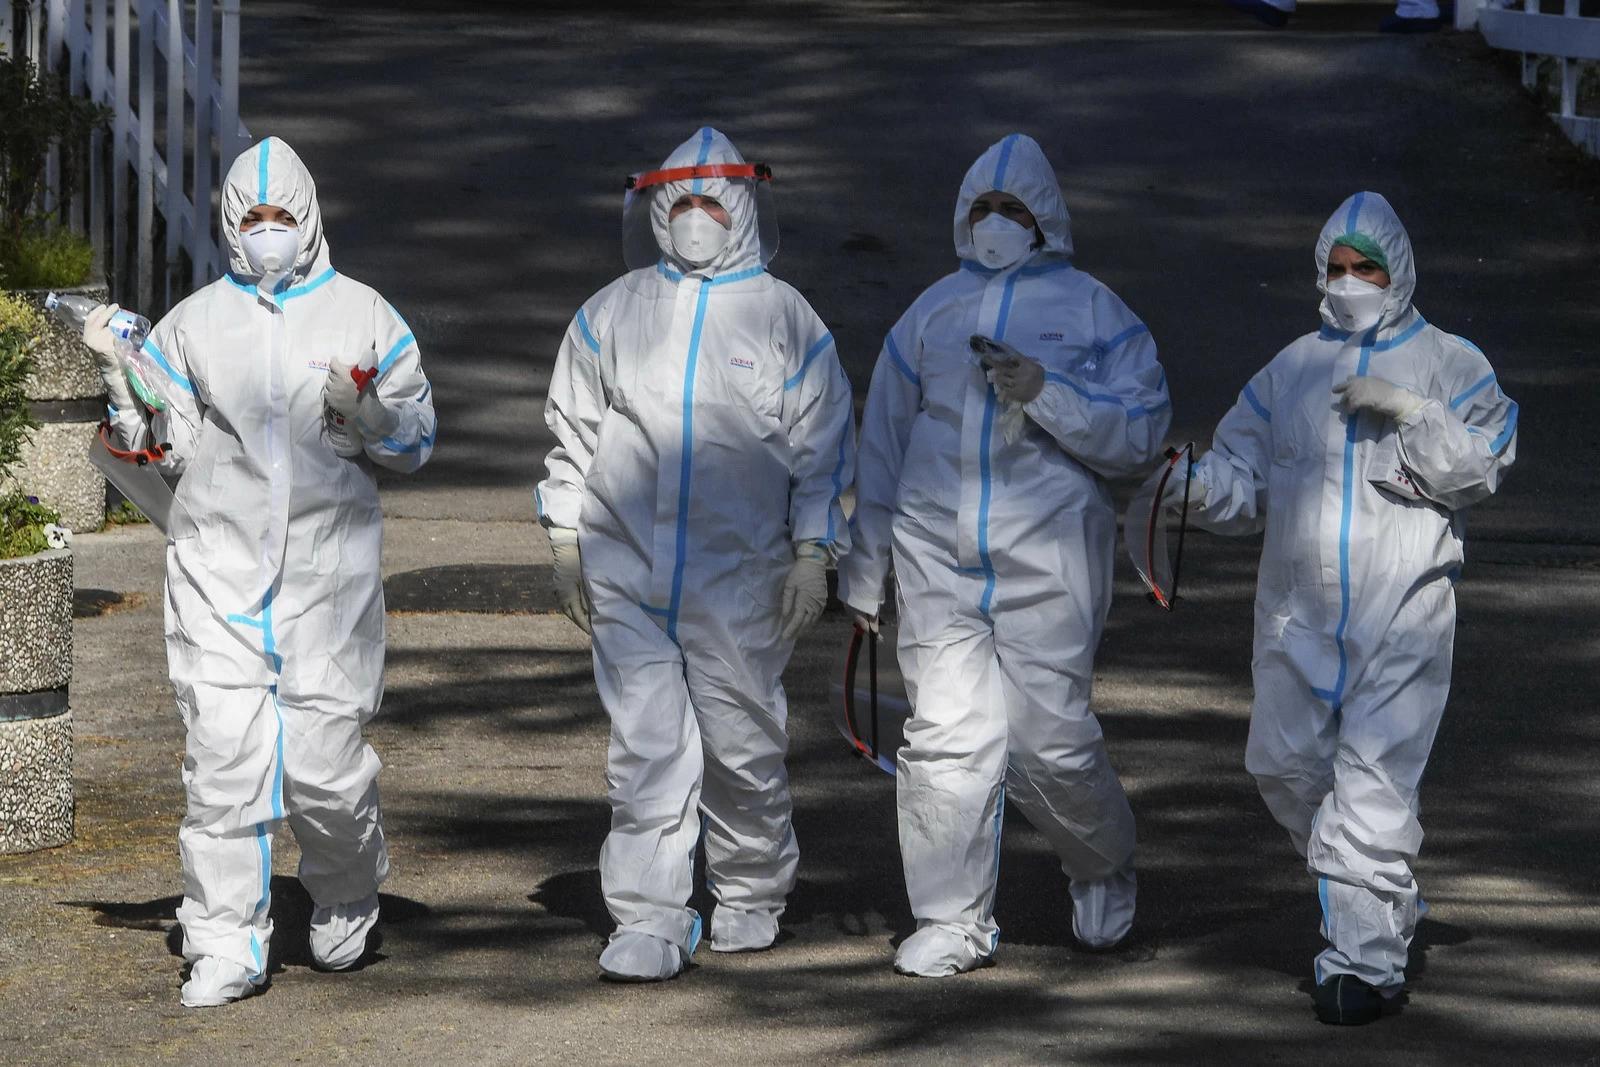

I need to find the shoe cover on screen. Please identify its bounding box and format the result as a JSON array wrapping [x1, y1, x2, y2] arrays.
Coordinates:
[[709, 907, 779, 953], [310, 892, 380, 972], [893, 925, 987, 978], [1070, 867, 1137, 949], [180, 956, 262, 1008], [598, 930, 686, 982]]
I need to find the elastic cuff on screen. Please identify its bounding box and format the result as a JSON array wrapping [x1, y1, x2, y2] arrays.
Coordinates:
[[794, 539, 830, 563]]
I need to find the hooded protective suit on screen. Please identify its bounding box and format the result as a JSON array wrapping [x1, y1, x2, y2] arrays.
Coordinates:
[[837, 134, 1170, 971], [1179, 191, 1516, 990], [537, 127, 855, 970], [109, 137, 435, 993]]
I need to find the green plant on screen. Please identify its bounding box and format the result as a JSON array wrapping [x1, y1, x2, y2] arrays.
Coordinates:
[[103, 498, 149, 527], [0, 289, 42, 477], [0, 52, 110, 243], [0, 226, 94, 288], [0, 489, 60, 558], [0, 289, 55, 559], [0, 51, 108, 290]]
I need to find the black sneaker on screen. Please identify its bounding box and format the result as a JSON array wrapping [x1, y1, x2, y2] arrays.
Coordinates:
[[1379, 13, 1445, 32], [1313, 974, 1385, 1025], [1226, 0, 1290, 28]]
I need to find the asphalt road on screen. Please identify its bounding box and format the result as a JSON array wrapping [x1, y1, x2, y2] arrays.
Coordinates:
[[2, 3, 1597, 1064]]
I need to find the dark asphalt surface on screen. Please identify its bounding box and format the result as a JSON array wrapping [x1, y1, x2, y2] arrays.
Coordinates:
[[2, 3, 1598, 1064]]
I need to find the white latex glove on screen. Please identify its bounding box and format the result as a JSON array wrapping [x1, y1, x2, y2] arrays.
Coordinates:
[[1333, 375, 1425, 422], [1159, 455, 1203, 512], [848, 607, 880, 635], [83, 303, 136, 410], [548, 527, 592, 635], [324, 355, 362, 419], [326, 356, 400, 441], [780, 541, 830, 640], [988, 355, 1045, 405]]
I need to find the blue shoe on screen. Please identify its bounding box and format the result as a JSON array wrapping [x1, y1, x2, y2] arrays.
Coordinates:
[[1227, 0, 1290, 27]]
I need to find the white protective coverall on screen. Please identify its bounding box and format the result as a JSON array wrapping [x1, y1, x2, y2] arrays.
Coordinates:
[[1179, 191, 1516, 990], [537, 128, 855, 965], [109, 137, 436, 989], [837, 134, 1170, 970]]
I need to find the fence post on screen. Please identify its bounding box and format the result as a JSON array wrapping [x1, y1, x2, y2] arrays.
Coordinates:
[[43, 0, 65, 217], [88, 0, 105, 269], [192, 0, 213, 286], [163, 0, 180, 306], [66, 0, 85, 235], [135, 0, 153, 310], [218, 0, 240, 280], [111, 0, 128, 296]]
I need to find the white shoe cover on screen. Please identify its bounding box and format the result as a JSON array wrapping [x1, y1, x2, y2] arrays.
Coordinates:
[[893, 925, 988, 977], [710, 908, 779, 953], [310, 892, 380, 972], [1070, 867, 1137, 949], [598, 930, 686, 982], [180, 956, 262, 1008]]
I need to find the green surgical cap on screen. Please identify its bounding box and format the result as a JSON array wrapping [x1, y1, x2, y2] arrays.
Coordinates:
[[1332, 233, 1388, 272]]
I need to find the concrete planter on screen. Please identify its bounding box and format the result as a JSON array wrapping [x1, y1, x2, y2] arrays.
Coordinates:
[[2, 282, 109, 533], [0, 548, 75, 854]]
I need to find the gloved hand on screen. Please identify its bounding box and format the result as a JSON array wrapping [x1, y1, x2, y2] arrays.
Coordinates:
[[1159, 455, 1203, 511], [849, 608, 880, 635], [780, 541, 830, 640], [988, 354, 1046, 405], [326, 356, 400, 441], [1333, 375, 1425, 422], [324, 355, 362, 420], [83, 303, 136, 411], [548, 527, 592, 635]]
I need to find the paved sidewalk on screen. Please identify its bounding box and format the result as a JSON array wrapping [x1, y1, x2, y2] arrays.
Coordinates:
[[2, 517, 1596, 1065]]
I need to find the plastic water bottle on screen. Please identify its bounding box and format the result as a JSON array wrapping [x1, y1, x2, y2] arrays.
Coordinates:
[[44, 292, 151, 349]]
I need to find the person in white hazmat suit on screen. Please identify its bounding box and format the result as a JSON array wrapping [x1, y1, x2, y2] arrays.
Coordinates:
[[537, 127, 855, 982], [88, 137, 436, 1007], [1160, 191, 1516, 1024], [836, 134, 1171, 977]]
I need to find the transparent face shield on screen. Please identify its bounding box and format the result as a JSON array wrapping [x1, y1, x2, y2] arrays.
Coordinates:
[[828, 616, 910, 776], [1123, 443, 1195, 612], [620, 161, 779, 271]]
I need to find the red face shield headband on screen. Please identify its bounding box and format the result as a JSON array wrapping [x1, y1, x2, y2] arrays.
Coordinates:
[[624, 162, 773, 191]]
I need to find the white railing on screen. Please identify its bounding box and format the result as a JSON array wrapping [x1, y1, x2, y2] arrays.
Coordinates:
[[2, 1, 250, 313], [1458, 0, 1600, 157]]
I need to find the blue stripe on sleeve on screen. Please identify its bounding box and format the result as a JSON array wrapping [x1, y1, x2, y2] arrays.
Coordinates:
[[1449, 372, 1496, 411], [575, 308, 602, 355], [376, 333, 416, 375], [1241, 382, 1271, 423], [142, 338, 194, 395], [884, 333, 920, 387], [1490, 401, 1518, 454], [784, 333, 834, 391]]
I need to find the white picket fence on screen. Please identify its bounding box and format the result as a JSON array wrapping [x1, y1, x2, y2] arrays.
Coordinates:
[[1459, 0, 1600, 157], [1, 0, 250, 312]]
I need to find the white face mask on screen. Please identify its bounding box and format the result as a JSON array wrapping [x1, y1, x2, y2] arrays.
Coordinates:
[[241, 223, 300, 276], [971, 213, 1036, 270], [669, 208, 730, 266], [1324, 274, 1388, 332]]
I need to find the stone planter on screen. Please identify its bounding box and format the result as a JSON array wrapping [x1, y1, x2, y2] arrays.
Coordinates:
[[0, 548, 74, 854], [1, 282, 109, 533]]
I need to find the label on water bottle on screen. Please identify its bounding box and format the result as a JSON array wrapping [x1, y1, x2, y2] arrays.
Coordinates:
[[108, 311, 143, 342]]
